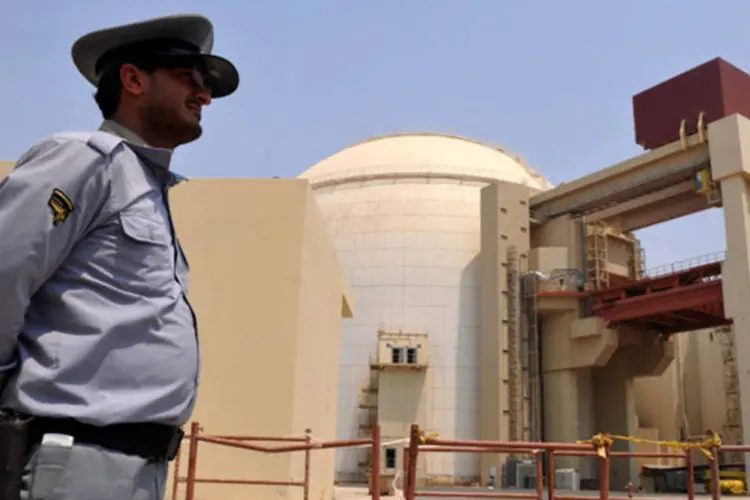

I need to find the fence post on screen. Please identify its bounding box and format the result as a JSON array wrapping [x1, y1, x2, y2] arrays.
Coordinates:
[[709, 445, 721, 500], [535, 451, 544, 500], [185, 421, 201, 500], [402, 447, 410, 498], [686, 448, 695, 500], [546, 451, 555, 500], [406, 425, 420, 500], [371, 424, 381, 500], [303, 429, 312, 500], [171, 440, 182, 500], [600, 441, 611, 500]]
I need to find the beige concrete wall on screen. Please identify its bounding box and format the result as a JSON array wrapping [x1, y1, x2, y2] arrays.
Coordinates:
[[165, 179, 352, 500], [634, 326, 743, 466], [378, 370, 428, 473], [605, 237, 634, 278], [0, 161, 12, 178], [709, 114, 750, 474], [528, 246, 568, 276], [478, 181, 533, 483]]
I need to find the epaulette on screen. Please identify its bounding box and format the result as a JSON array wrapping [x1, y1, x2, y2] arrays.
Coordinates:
[[51, 131, 125, 157]]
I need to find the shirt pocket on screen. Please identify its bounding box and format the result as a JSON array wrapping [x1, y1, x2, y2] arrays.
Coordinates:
[[119, 211, 171, 247], [116, 209, 175, 297]]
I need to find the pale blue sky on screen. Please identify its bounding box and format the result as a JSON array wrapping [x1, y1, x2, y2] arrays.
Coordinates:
[[2, 0, 747, 267]]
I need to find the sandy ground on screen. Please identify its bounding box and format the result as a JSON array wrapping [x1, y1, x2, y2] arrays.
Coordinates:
[[332, 484, 750, 500]]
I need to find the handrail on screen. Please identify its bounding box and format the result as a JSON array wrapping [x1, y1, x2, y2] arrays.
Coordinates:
[[402, 425, 750, 500], [173, 421, 382, 500], [641, 251, 727, 279], [172, 422, 750, 500]]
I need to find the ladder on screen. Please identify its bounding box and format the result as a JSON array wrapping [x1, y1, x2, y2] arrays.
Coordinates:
[[506, 246, 521, 444], [586, 223, 609, 289], [719, 326, 744, 464], [522, 272, 542, 443]]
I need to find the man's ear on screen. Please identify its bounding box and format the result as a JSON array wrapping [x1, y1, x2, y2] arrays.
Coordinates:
[[120, 63, 149, 96]]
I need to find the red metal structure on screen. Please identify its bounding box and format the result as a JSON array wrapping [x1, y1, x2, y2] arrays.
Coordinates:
[[172, 421, 382, 500], [591, 253, 730, 335], [633, 57, 750, 150]]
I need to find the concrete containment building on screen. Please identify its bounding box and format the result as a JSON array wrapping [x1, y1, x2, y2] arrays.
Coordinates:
[[298, 133, 553, 483]]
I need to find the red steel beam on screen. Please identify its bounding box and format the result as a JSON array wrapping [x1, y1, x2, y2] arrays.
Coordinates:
[[591, 261, 722, 304], [593, 280, 724, 322]]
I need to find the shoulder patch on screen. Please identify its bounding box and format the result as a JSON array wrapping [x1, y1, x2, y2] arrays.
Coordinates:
[[48, 188, 74, 226]]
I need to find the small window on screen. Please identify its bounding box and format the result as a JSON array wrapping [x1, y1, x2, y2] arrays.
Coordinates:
[[385, 448, 397, 469], [406, 348, 418, 364], [391, 347, 404, 364]]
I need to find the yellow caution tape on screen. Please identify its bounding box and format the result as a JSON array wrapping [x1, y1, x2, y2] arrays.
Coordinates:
[[720, 479, 746, 495], [578, 431, 722, 460], [418, 429, 439, 444], [577, 433, 614, 458]]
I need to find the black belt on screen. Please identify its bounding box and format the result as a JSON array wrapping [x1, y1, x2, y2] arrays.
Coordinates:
[[26, 417, 184, 461]]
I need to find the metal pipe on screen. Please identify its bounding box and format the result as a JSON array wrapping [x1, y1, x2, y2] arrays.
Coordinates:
[[547, 451, 555, 500], [171, 444, 182, 500], [371, 424, 381, 500], [187, 434, 308, 442], [303, 429, 311, 500], [600, 446, 610, 500], [421, 446, 543, 454], [403, 447, 410, 498], [555, 450, 683, 458], [709, 445, 720, 500], [190, 478, 304, 486], [422, 437, 591, 451], [538, 314, 546, 447], [196, 434, 370, 453], [535, 451, 544, 500], [185, 421, 201, 500], [686, 448, 694, 500], [407, 425, 420, 500]]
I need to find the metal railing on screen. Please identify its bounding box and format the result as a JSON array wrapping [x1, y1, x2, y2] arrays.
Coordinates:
[[640, 251, 727, 279], [171, 421, 750, 500], [403, 425, 750, 500], [172, 421, 382, 500]]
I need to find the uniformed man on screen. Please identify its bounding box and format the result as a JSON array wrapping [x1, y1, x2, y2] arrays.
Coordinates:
[[0, 14, 239, 500]]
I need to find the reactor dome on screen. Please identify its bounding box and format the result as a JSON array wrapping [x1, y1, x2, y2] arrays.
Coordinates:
[[298, 133, 552, 483]]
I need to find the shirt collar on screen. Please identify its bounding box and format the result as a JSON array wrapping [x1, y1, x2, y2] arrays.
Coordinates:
[[98, 120, 187, 187]]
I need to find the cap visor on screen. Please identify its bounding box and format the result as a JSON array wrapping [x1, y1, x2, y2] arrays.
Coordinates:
[[148, 52, 239, 98], [201, 54, 239, 99]]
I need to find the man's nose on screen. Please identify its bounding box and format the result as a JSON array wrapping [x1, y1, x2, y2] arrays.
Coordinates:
[[195, 90, 212, 106]]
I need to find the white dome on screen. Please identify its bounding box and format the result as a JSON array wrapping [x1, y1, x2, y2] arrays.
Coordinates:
[[299, 132, 553, 190], [300, 133, 551, 482]]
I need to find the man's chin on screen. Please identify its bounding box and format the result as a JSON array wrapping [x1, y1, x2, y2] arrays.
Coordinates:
[[175, 123, 203, 147]]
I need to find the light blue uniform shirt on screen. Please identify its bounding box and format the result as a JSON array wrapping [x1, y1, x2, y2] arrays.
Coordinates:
[[0, 121, 200, 427]]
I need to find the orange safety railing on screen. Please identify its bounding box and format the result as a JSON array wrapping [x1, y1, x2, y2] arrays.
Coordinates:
[[403, 425, 750, 500], [404, 425, 598, 500], [172, 421, 382, 500]]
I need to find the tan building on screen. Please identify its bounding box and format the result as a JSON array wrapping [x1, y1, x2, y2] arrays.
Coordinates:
[[165, 179, 354, 500], [298, 122, 749, 490], [2, 113, 750, 496]]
